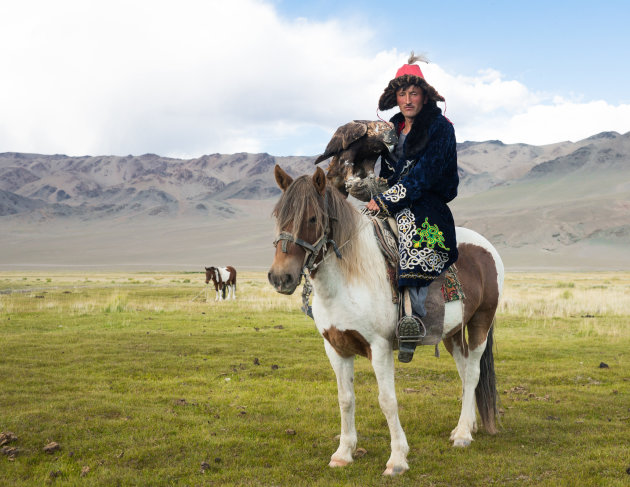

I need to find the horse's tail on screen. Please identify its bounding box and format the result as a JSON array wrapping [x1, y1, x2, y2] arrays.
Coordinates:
[[475, 320, 498, 434]]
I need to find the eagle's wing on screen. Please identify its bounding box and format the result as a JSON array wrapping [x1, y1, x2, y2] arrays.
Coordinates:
[[314, 121, 368, 164]]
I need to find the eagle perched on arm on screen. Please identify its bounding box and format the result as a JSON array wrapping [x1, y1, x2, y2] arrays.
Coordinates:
[[314, 120, 397, 200]]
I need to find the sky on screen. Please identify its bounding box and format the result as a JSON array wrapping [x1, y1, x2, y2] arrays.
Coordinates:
[[1, 0, 629, 158]]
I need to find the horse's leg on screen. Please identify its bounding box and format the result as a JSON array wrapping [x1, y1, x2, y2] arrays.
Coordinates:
[[371, 339, 409, 476], [444, 319, 490, 447], [324, 340, 357, 468], [444, 332, 476, 446], [443, 330, 468, 400], [232, 283, 236, 300], [215, 286, 220, 301]]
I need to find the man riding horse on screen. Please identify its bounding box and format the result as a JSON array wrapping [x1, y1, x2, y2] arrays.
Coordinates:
[[365, 53, 459, 363]]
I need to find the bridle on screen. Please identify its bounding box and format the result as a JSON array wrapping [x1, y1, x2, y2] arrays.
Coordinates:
[[273, 191, 342, 273], [273, 227, 342, 274], [272, 191, 342, 318]]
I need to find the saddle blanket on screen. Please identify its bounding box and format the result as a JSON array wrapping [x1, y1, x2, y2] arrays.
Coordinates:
[[442, 266, 465, 302]]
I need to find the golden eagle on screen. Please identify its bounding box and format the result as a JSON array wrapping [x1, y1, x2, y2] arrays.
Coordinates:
[[314, 120, 397, 199]]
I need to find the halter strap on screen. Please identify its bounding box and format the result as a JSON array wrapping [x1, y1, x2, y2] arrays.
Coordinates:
[[273, 231, 320, 255], [273, 229, 334, 272]]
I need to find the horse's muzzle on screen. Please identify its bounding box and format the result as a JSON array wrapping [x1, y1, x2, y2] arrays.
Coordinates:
[[267, 270, 299, 295]]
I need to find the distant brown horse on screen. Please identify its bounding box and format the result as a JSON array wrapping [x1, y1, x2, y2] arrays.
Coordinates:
[[205, 266, 237, 301]]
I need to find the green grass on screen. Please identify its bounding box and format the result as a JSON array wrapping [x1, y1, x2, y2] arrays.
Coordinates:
[[0, 271, 629, 486]]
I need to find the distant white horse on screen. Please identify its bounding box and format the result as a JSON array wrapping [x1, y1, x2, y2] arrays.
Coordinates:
[[205, 266, 237, 301], [268, 165, 504, 476]]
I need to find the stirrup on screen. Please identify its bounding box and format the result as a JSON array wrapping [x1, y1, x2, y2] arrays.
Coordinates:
[[397, 315, 426, 363], [398, 315, 426, 343]]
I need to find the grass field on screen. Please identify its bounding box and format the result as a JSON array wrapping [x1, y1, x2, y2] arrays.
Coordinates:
[[1, 271, 629, 486]]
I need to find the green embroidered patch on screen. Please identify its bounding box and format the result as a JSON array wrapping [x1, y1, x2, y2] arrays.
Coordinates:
[[412, 217, 450, 251]]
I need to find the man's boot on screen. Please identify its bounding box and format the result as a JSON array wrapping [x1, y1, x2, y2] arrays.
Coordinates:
[[397, 315, 425, 363]]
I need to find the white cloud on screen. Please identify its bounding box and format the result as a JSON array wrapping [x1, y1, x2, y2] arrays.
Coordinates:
[[0, 0, 628, 157], [0, 0, 393, 156], [477, 99, 630, 145], [426, 64, 630, 144]]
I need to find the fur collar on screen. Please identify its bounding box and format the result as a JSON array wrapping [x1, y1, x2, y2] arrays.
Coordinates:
[[390, 103, 441, 158]]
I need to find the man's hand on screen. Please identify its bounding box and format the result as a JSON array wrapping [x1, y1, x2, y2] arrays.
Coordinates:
[[366, 199, 379, 211]]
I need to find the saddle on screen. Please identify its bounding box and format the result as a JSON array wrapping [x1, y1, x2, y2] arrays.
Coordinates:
[[370, 216, 465, 348]]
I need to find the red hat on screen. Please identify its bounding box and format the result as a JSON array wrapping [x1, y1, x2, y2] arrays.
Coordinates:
[[378, 52, 444, 111], [395, 63, 425, 79]]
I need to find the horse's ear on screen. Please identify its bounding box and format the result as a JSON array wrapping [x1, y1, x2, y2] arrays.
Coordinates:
[[274, 165, 293, 192], [313, 166, 326, 196]]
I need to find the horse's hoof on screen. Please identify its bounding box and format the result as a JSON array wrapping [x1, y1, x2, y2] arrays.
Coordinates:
[[383, 464, 408, 476], [329, 458, 351, 468], [453, 438, 472, 447]]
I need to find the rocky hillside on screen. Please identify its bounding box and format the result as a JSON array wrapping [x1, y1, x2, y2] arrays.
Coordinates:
[[452, 131, 630, 269], [1, 131, 629, 270], [0, 152, 314, 221]]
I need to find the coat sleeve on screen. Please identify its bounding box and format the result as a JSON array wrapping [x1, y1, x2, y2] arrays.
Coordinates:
[[378, 154, 396, 181], [374, 118, 456, 216]]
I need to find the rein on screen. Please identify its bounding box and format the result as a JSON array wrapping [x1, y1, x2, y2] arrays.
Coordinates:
[[295, 209, 382, 319]]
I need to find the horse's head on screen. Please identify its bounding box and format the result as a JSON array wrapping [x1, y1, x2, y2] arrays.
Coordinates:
[[268, 165, 331, 295], [204, 266, 215, 284]]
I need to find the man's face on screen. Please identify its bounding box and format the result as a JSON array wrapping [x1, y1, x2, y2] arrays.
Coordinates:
[[396, 85, 426, 119]]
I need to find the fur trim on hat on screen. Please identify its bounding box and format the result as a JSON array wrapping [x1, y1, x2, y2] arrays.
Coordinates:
[[378, 74, 445, 111]]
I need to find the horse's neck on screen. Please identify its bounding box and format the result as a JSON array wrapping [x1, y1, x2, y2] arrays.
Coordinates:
[[311, 214, 385, 299]]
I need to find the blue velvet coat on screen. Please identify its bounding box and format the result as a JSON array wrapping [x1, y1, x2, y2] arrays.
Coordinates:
[[375, 109, 459, 287]]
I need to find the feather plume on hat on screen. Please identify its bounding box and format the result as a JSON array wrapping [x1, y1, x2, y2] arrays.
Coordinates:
[[408, 51, 430, 65]]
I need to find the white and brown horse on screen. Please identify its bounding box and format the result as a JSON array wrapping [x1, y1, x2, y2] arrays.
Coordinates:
[[205, 266, 237, 301], [268, 165, 504, 476]]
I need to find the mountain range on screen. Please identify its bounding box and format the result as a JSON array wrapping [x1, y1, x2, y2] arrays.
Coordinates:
[[1, 131, 629, 271]]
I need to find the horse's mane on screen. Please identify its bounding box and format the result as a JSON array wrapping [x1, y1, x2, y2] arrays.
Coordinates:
[[273, 175, 373, 282]]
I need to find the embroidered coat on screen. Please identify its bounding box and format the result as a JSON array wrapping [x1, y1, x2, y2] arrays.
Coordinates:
[[375, 109, 459, 288]]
